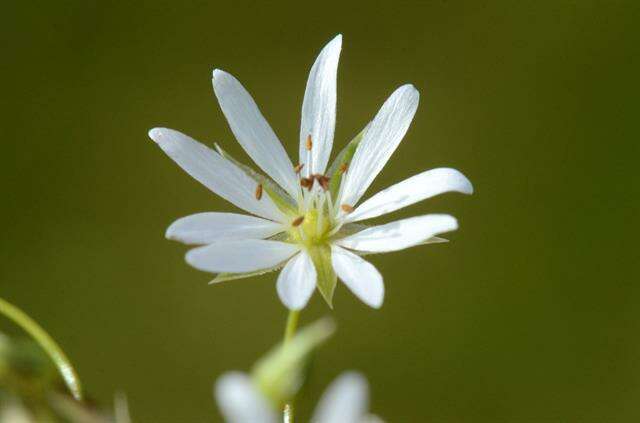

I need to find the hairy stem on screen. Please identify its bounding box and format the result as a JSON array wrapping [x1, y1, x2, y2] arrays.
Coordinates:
[[282, 309, 300, 422], [0, 297, 83, 400]]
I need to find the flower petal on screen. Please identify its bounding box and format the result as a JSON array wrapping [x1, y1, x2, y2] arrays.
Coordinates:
[[299, 34, 342, 176], [212, 70, 299, 198], [186, 240, 299, 273], [336, 214, 458, 253], [276, 251, 317, 310], [338, 85, 419, 209], [149, 128, 284, 222], [346, 168, 473, 222], [331, 246, 384, 308], [214, 372, 277, 423], [166, 212, 285, 245], [312, 372, 369, 423]]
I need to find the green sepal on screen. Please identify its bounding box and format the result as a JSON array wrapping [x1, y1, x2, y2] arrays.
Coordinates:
[[251, 318, 335, 407], [215, 143, 298, 216], [307, 245, 337, 308], [327, 124, 369, 201]]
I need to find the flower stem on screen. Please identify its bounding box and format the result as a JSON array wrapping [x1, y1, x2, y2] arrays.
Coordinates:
[[283, 309, 300, 423], [283, 310, 300, 343], [0, 297, 83, 401]]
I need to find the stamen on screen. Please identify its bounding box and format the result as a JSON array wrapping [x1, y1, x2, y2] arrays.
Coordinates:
[[339, 163, 348, 174], [324, 190, 334, 220], [294, 163, 304, 174], [300, 177, 313, 189], [317, 175, 330, 191], [292, 216, 305, 227], [341, 204, 354, 214], [306, 134, 313, 151], [297, 226, 307, 242], [255, 183, 263, 200], [304, 179, 316, 210], [316, 192, 326, 235]]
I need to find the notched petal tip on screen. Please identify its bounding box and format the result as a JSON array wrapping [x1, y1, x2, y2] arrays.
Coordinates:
[[164, 225, 176, 240], [394, 84, 420, 106], [443, 215, 459, 232], [148, 127, 165, 142], [463, 178, 475, 195], [328, 33, 343, 49], [370, 292, 384, 309], [443, 168, 474, 195], [211, 68, 226, 81], [184, 249, 199, 267]]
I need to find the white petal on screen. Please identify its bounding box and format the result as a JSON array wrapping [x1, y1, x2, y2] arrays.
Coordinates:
[[338, 85, 419, 209], [186, 240, 299, 273], [346, 168, 473, 222], [212, 70, 299, 198], [276, 251, 317, 310], [149, 128, 284, 222], [215, 372, 277, 423], [299, 34, 342, 176], [331, 246, 384, 308], [166, 212, 285, 245], [312, 372, 369, 423], [336, 214, 458, 253]]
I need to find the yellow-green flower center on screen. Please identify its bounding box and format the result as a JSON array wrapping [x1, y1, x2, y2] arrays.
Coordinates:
[[288, 209, 332, 247]]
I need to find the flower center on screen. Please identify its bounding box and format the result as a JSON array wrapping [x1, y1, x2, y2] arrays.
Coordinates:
[[288, 208, 332, 247]]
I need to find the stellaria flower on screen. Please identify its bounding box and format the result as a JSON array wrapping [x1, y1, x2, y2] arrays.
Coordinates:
[[215, 371, 379, 423], [149, 34, 473, 310]]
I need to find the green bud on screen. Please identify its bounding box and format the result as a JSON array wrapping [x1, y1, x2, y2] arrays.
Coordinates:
[[251, 318, 335, 406]]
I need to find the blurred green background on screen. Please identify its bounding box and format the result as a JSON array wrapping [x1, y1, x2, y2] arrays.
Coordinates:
[[2, 1, 639, 421]]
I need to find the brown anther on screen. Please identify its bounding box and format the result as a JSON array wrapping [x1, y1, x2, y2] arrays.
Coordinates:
[[306, 134, 313, 151], [294, 163, 304, 174], [341, 204, 354, 213], [300, 177, 313, 189], [292, 216, 305, 227], [317, 175, 330, 191], [254, 183, 263, 200], [339, 162, 348, 174]]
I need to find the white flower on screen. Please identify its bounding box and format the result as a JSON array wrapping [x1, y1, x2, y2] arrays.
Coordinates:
[[215, 371, 378, 423], [149, 34, 473, 310]]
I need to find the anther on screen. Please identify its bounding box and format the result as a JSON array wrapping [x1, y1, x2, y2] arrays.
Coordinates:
[[300, 177, 313, 189], [339, 163, 348, 174], [341, 204, 354, 213], [292, 216, 305, 227], [255, 183, 263, 200], [294, 163, 304, 174], [306, 134, 313, 151], [317, 175, 330, 191]]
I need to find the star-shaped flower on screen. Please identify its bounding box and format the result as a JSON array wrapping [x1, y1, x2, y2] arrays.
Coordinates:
[[149, 34, 472, 310], [215, 371, 379, 423]]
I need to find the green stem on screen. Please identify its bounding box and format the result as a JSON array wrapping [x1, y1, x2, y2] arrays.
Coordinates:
[[283, 310, 300, 343], [0, 297, 83, 400], [282, 310, 300, 423]]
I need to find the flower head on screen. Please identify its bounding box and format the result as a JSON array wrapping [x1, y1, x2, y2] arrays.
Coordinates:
[[149, 34, 473, 310], [215, 371, 377, 423]]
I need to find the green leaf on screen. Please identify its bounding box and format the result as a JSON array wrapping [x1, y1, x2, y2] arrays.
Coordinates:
[[326, 124, 369, 201], [215, 143, 298, 215], [307, 245, 337, 308], [252, 318, 335, 406]]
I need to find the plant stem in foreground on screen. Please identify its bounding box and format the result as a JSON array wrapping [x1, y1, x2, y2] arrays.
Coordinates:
[[0, 297, 83, 400], [283, 309, 300, 423]]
